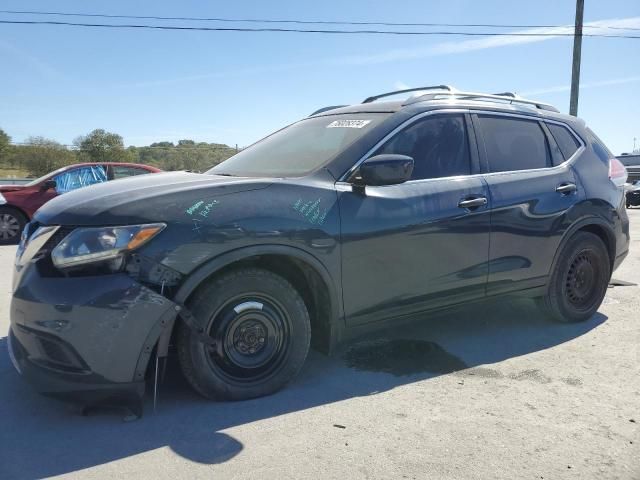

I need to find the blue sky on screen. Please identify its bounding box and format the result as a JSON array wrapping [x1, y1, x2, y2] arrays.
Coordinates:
[[1, 0, 638, 153]]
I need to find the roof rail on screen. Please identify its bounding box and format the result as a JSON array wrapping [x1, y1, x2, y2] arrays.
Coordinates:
[[404, 90, 559, 113], [362, 85, 454, 104], [308, 105, 348, 116]]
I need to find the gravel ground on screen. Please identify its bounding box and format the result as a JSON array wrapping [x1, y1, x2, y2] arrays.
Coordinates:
[[0, 210, 638, 480]]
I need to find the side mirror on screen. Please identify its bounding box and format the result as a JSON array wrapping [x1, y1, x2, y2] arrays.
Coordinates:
[[41, 179, 57, 191], [357, 154, 414, 186]]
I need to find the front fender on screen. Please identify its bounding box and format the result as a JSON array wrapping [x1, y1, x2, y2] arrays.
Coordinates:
[[175, 243, 342, 317], [148, 244, 344, 359]]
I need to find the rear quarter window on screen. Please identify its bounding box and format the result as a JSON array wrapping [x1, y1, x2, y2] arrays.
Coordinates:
[[547, 123, 581, 162]]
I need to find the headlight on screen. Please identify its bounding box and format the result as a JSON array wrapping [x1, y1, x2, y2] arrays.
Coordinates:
[[52, 223, 165, 269]]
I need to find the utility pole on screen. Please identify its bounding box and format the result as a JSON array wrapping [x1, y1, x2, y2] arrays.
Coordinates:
[[569, 0, 584, 116]]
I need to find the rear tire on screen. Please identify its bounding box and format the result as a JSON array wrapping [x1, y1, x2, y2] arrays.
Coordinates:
[[537, 231, 610, 323], [177, 268, 311, 401], [0, 207, 26, 245]]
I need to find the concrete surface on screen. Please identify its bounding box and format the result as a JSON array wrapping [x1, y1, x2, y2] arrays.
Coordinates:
[[0, 211, 639, 480]]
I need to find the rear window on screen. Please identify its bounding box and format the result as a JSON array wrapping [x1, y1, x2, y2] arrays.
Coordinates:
[[209, 113, 389, 177], [547, 123, 581, 161], [478, 115, 551, 172]]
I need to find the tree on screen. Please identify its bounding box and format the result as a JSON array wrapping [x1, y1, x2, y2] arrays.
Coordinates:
[[13, 137, 76, 177], [0, 128, 10, 162], [74, 128, 129, 162]]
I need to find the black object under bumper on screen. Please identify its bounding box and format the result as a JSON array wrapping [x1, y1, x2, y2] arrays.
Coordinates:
[[9, 265, 177, 406], [626, 191, 640, 206]]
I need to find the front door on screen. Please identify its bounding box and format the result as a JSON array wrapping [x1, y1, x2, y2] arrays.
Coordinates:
[[338, 112, 492, 325]]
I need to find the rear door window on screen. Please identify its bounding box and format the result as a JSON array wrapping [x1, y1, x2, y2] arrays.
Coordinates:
[[112, 166, 149, 179], [547, 123, 581, 161], [373, 114, 471, 180], [478, 115, 551, 172]]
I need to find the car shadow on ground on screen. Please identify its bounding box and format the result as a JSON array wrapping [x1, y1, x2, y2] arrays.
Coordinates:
[[0, 298, 607, 479]]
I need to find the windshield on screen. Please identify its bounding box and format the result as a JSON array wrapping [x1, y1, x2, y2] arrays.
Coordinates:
[[208, 113, 389, 177]]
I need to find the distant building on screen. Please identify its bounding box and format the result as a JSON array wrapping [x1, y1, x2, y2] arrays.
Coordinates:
[[618, 153, 640, 183]]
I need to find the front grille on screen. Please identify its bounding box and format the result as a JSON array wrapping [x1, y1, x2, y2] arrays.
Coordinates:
[[29, 226, 76, 277], [38, 226, 76, 255], [24, 221, 41, 240]]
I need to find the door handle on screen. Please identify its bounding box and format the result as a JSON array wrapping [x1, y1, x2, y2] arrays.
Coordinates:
[[458, 196, 488, 209], [556, 183, 577, 194]]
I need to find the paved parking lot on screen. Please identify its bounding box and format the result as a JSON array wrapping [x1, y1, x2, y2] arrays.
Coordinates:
[[1, 211, 638, 480]]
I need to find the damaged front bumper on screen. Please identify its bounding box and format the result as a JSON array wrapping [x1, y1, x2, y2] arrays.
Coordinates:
[[10, 240, 178, 409]]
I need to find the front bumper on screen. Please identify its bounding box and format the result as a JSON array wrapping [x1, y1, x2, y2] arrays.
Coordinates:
[[10, 261, 177, 405], [9, 328, 145, 405]]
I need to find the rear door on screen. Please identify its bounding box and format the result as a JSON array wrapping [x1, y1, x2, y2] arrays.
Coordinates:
[[339, 111, 492, 325], [473, 113, 583, 295]]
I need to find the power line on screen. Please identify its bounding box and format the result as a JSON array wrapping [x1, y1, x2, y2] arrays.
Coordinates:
[[1, 19, 639, 38], [1, 9, 638, 31]]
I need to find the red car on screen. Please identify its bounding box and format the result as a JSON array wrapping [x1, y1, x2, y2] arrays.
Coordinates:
[[0, 162, 161, 244]]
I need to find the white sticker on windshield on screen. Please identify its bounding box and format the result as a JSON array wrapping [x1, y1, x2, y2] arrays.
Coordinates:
[[326, 120, 371, 129]]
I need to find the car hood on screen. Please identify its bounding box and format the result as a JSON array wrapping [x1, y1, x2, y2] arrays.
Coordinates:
[[34, 171, 272, 226]]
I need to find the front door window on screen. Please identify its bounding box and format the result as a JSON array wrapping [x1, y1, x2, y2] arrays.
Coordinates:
[[54, 165, 108, 194]]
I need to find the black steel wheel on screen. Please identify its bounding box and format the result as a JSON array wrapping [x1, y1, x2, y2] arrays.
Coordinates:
[[206, 294, 292, 383], [537, 231, 610, 323], [0, 207, 26, 245], [177, 268, 311, 400], [565, 251, 601, 311]]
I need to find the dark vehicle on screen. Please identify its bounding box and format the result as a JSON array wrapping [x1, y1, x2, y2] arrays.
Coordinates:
[[625, 180, 640, 207], [9, 86, 629, 413], [0, 162, 161, 244], [617, 154, 640, 184]]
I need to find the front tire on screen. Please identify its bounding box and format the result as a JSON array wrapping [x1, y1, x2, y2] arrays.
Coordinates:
[[0, 207, 26, 245], [177, 268, 311, 401], [538, 231, 610, 323]]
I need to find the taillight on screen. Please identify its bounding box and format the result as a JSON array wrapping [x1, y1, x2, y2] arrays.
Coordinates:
[[609, 157, 627, 187]]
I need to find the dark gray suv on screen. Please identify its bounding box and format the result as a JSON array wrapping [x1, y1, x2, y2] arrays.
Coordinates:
[[9, 86, 630, 415]]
